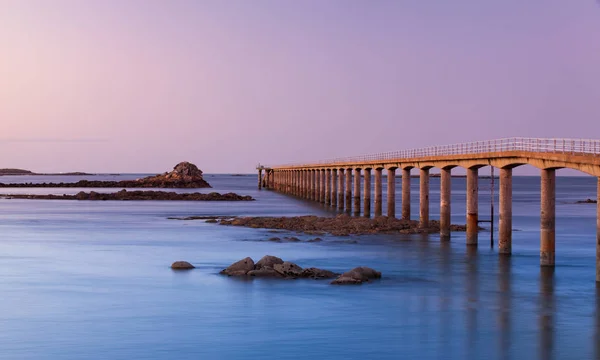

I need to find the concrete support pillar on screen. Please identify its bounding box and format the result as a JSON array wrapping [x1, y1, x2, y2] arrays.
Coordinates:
[[419, 168, 430, 228], [338, 169, 345, 210], [402, 168, 411, 220], [325, 169, 331, 205], [304, 171, 309, 198], [596, 177, 600, 282], [440, 167, 451, 239], [387, 168, 396, 218], [294, 171, 298, 196], [466, 167, 479, 246], [540, 169, 556, 267], [320, 170, 326, 203], [364, 168, 372, 218], [258, 169, 262, 189], [353, 169, 361, 217], [311, 170, 316, 201], [345, 169, 352, 214], [331, 169, 338, 208], [499, 168, 513, 255], [374, 169, 383, 217]]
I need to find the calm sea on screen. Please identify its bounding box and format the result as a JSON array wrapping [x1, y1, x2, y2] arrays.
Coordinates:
[[0, 174, 598, 360]]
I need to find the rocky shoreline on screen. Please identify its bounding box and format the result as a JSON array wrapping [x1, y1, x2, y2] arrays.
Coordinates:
[[0, 162, 211, 188], [207, 214, 473, 236], [1, 190, 254, 201]]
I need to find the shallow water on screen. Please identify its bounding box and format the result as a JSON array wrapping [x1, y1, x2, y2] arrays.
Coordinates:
[[0, 174, 599, 360]]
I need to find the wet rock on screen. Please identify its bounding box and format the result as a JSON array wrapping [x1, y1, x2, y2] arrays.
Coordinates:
[[331, 266, 382, 285], [268, 237, 282, 242], [577, 198, 597, 204], [220, 257, 255, 276], [205, 219, 218, 223], [171, 261, 195, 270], [301, 267, 338, 279], [255, 255, 284, 269], [273, 261, 303, 277], [307, 237, 323, 243], [247, 266, 284, 278], [284, 237, 301, 242]]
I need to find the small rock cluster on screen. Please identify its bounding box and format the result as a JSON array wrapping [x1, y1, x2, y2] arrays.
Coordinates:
[[219, 256, 381, 285]]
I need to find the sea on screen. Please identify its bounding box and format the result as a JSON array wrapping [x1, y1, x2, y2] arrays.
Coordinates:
[[0, 173, 598, 360]]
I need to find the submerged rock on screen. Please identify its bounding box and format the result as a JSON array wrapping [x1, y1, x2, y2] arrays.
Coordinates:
[[331, 266, 382, 285], [171, 261, 195, 270]]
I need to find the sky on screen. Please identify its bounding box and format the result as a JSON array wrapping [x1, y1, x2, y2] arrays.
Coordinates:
[[1, 0, 599, 174]]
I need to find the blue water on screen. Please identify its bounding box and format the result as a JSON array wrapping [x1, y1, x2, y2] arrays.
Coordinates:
[[0, 174, 599, 360]]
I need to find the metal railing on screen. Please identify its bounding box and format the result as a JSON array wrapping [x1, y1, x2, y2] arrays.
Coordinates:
[[268, 137, 600, 168]]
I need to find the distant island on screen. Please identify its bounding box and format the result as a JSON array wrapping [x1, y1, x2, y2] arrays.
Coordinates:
[[0, 162, 211, 188], [1, 190, 252, 201], [0, 168, 93, 176]]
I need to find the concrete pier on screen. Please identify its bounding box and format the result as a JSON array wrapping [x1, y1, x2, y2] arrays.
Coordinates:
[[440, 167, 451, 239], [402, 168, 411, 220], [499, 168, 513, 255], [258, 169, 262, 189], [331, 169, 338, 208], [363, 168, 372, 217], [466, 167, 479, 246], [353, 169, 361, 216], [419, 168, 429, 228], [338, 169, 345, 210], [320, 170, 326, 203], [540, 169, 556, 267], [374, 168, 383, 217], [345, 168, 352, 213], [597, 177, 600, 282], [325, 169, 331, 205], [311, 170, 316, 200], [387, 168, 396, 218], [315, 170, 321, 201]]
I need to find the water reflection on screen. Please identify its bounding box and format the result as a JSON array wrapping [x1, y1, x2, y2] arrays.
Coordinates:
[[595, 286, 600, 360], [539, 267, 555, 360], [466, 246, 478, 360], [498, 256, 512, 360]]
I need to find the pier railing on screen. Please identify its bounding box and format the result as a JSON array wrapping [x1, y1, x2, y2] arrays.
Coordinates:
[[269, 137, 600, 168]]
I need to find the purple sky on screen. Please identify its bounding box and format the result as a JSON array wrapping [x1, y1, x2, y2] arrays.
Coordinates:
[[1, 1, 599, 173]]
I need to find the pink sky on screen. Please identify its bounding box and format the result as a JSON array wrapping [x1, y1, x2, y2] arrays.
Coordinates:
[[1, 1, 599, 173]]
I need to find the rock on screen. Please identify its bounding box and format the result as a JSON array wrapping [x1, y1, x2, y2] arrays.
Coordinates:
[[307, 237, 323, 243], [273, 261, 303, 277], [205, 219, 218, 223], [268, 237, 281, 242], [220, 257, 255, 276], [577, 198, 597, 204], [331, 266, 381, 285], [255, 255, 284, 269], [247, 266, 284, 278], [284, 236, 301, 242], [301, 267, 338, 279], [171, 261, 195, 270]]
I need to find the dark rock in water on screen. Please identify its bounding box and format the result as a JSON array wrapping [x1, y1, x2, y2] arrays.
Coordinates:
[[273, 261, 303, 277], [2, 190, 253, 201], [220, 257, 255, 276], [255, 255, 284, 269], [577, 198, 597, 204], [205, 219, 218, 223], [247, 267, 283, 278], [284, 236, 301, 242], [171, 261, 195, 270], [331, 266, 382, 285], [268, 237, 282, 242], [301, 267, 338, 279], [307, 237, 323, 243]]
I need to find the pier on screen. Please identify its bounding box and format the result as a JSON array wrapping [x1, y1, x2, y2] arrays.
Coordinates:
[[258, 138, 600, 282]]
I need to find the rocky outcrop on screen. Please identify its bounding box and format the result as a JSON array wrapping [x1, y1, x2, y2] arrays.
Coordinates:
[[220, 256, 339, 280], [220, 257, 255, 276], [1, 190, 253, 201], [577, 198, 598, 204], [331, 267, 382, 285], [0, 162, 211, 188], [171, 261, 195, 270], [218, 214, 475, 236], [255, 255, 284, 269]]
